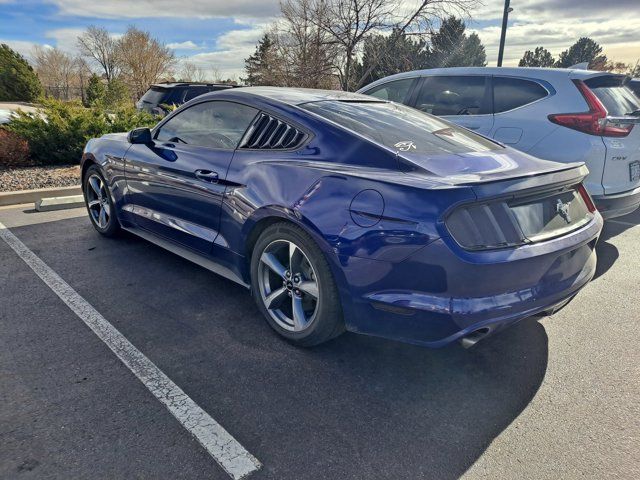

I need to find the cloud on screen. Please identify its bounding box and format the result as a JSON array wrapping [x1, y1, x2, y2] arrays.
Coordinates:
[[167, 40, 202, 50], [46, 0, 280, 20], [469, 2, 640, 66], [44, 28, 86, 54], [185, 24, 267, 79], [0, 39, 45, 59]]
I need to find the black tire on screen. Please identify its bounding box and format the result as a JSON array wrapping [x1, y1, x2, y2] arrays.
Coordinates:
[[83, 165, 120, 237], [251, 222, 344, 346]]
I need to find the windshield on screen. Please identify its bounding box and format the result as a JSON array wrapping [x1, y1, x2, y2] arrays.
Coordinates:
[[300, 100, 501, 155], [139, 87, 170, 105], [585, 76, 640, 116]]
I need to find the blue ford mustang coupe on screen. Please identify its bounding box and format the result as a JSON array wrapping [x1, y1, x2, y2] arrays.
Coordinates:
[[81, 87, 603, 348]]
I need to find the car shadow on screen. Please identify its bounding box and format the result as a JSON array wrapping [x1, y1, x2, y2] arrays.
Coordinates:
[[105, 236, 548, 479], [9, 216, 550, 480], [593, 209, 639, 280], [289, 320, 549, 480]]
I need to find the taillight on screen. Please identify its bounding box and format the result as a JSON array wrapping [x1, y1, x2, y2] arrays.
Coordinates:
[[548, 80, 633, 137], [577, 184, 597, 213]]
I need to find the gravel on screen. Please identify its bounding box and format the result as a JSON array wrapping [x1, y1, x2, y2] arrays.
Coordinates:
[[0, 165, 80, 192]]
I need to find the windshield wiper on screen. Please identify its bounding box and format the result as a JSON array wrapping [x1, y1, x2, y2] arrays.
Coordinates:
[[625, 109, 640, 117]]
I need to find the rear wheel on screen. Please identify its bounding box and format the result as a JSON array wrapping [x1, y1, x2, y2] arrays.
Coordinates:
[[83, 165, 120, 237], [251, 222, 344, 346]]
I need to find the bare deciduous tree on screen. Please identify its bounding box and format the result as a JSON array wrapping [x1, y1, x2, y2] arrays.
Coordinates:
[[178, 61, 211, 82], [315, 0, 393, 90], [275, 0, 338, 88], [118, 26, 176, 98], [77, 25, 121, 82], [32, 46, 80, 100]]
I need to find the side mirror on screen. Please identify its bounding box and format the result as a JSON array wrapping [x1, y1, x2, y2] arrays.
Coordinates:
[[128, 127, 153, 144]]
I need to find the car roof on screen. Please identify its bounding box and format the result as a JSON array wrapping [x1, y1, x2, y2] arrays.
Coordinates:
[[196, 86, 382, 106], [357, 66, 620, 91]]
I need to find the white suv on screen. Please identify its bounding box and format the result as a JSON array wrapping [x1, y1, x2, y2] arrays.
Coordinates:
[[358, 67, 640, 218]]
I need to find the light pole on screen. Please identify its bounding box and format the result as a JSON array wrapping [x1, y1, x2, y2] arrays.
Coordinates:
[[497, 0, 513, 67]]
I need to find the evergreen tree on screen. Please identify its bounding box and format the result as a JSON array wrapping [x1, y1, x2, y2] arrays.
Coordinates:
[[519, 46, 555, 67], [85, 73, 105, 106], [354, 29, 430, 86], [428, 17, 486, 68], [0, 44, 43, 101], [556, 37, 607, 69], [243, 34, 278, 86]]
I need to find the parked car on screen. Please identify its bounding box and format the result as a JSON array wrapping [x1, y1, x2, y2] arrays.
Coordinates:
[[629, 78, 640, 98], [358, 67, 640, 219], [0, 102, 40, 124], [136, 82, 235, 115], [82, 87, 602, 348]]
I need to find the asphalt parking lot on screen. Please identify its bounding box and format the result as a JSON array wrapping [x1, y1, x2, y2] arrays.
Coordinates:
[[1, 204, 639, 480]]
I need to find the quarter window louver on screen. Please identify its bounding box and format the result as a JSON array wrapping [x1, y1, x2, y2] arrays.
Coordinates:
[[239, 113, 307, 150]]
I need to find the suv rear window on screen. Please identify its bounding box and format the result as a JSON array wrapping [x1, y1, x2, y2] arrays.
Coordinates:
[[301, 100, 500, 155], [493, 77, 548, 113], [139, 87, 169, 105], [585, 76, 640, 116]]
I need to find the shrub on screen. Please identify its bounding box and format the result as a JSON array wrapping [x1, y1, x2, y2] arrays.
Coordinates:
[[0, 44, 43, 102], [5, 99, 158, 165], [0, 128, 31, 168], [103, 78, 132, 108]]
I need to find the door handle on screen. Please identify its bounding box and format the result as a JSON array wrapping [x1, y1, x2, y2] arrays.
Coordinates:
[[195, 169, 219, 182]]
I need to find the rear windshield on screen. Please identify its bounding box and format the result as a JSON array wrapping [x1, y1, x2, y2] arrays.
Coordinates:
[[585, 76, 640, 116], [139, 87, 170, 105], [300, 100, 501, 155]]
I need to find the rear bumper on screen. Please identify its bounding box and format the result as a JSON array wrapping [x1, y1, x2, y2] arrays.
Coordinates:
[[342, 214, 603, 348], [592, 185, 640, 219]]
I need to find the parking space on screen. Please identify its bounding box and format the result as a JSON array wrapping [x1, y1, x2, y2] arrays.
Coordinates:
[[1, 205, 639, 479]]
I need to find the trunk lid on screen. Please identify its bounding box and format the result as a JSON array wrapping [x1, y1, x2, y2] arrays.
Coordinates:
[[443, 164, 595, 251]]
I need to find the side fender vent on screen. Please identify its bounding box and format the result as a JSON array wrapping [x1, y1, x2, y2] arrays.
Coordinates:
[[239, 113, 307, 150]]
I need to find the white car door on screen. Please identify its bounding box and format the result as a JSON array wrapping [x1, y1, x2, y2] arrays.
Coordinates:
[[411, 75, 494, 135]]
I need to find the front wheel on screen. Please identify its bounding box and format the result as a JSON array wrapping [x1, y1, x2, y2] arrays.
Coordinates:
[[251, 222, 344, 346]]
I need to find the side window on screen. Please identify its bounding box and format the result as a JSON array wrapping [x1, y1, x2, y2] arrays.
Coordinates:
[[493, 77, 548, 113], [364, 78, 415, 103], [414, 76, 488, 116], [155, 101, 259, 149]]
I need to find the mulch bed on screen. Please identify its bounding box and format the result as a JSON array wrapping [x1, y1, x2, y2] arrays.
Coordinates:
[[0, 164, 81, 192]]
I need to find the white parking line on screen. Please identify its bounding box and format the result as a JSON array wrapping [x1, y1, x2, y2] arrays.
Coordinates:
[[0, 221, 262, 480]]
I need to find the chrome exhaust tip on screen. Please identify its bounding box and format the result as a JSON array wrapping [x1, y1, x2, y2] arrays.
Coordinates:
[[459, 327, 491, 349]]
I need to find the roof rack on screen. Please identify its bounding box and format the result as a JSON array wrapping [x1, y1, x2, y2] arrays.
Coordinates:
[[152, 81, 236, 87]]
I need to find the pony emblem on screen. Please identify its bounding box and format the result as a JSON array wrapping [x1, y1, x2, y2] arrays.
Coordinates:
[[394, 141, 416, 152], [556, 198, 572, 224]]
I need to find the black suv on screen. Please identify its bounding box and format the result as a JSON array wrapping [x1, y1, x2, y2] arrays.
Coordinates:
[[136, 82, 236, 115]]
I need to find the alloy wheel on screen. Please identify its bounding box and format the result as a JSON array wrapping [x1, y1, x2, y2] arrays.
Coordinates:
[[86, 174, 111, 229], [257, 239, 320, 332]]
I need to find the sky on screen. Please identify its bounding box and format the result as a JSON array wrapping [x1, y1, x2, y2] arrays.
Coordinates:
[[1, 0, 639, 80]]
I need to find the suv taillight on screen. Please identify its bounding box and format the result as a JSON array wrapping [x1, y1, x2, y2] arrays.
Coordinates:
[[548, 80, 633, 138]]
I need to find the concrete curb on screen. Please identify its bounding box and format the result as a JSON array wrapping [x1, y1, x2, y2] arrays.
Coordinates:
[[36, 195, 85, 212], [0, 185, 81, 207]]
